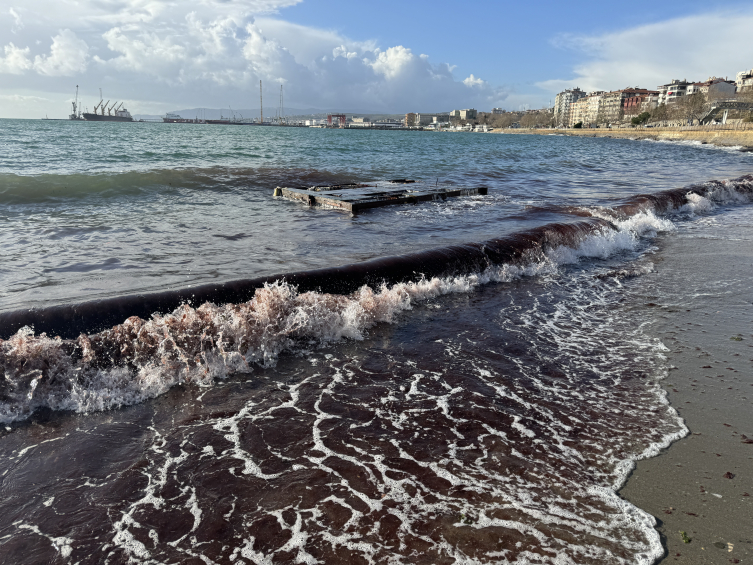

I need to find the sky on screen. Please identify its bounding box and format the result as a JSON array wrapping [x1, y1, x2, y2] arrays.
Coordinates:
[[1, 0, 752, 118]]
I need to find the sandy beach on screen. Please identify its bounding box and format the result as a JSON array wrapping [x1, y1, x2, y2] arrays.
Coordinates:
[[620, 208, 753, 563]]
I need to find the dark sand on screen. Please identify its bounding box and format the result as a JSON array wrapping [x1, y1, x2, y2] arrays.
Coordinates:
[[620, 211, 753, 563]]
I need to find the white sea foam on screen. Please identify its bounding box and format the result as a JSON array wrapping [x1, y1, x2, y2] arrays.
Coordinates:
[[0, 209, 683, 425], [639, 137, 751, 155], [12, 237, 690, 565]]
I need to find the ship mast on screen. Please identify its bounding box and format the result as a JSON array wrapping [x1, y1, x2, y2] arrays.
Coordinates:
[[260, 80, 263, 124]]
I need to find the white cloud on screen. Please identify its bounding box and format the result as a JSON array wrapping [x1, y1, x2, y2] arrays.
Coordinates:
[[87, 11, 506, 110], [0, 43, 32, 74], [0, 0, 507, 116], [255, 17, 374, 65], [0, 30, 89, 76], [9, 7, 23, 32], [537, 10, 753, 93], [33, 30, 89, 76], [101, 26, 187, 73], [332, 45, 358, 60], [368, 46, 415, 79], [463, 74, 485, 88], [0, 93, 48, 102]]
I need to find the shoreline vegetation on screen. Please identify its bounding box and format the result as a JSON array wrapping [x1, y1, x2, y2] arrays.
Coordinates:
[[492, 125, 753, 150]]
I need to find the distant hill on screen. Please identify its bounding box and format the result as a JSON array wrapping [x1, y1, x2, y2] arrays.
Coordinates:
[[133, 108, 406, 121]]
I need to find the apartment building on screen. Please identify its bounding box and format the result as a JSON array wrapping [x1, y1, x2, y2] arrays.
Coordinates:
[[686, 77, 736, 100], [737, 68, 753, 92], [414, 114, 435, 126], [599, 90, 625, 122], [585, 92, 605, 124], [553, 88, 586, 126], [591, 88, 656, 121], [621, 88, 659, 117], [641, 93, 660, 112], [568, 97, 588, 126], [657, 80, 692, 105], [448, 109, 478, 120]]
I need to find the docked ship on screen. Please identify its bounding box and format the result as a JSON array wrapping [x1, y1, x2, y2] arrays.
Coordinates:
[[83, 98, 133, 122], [163, 112, 205, 124]]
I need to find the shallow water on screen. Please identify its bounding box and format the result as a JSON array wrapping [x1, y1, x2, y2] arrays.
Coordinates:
[[1, 120, 751, 311], [1, 120, 752, 563]]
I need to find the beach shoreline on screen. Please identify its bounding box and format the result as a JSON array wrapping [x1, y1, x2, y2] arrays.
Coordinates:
[[493, 127, 753, 150], [619, 224, 753, 563]]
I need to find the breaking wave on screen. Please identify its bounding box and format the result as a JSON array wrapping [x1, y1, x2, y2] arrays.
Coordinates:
[[1, 175, 752, 424]]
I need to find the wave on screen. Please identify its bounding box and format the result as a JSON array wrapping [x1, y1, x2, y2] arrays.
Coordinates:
[[639, 137, 753, 154], [0, 167, 359, 204], [0, 175, 752, 424]]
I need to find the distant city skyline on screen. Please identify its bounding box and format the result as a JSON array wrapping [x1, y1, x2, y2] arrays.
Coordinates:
[[1, 0, 752, 118]]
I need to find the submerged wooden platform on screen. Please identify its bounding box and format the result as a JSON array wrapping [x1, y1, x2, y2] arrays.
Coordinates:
[[274, 180, 488, 212]]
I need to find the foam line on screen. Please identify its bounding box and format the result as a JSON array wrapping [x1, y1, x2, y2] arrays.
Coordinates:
[[0, 219, 614, 339]]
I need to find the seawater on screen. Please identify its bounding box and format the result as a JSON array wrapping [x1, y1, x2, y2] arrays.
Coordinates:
[[0, 119, 752, 564]]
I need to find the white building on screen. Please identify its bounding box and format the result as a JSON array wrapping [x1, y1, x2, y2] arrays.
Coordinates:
[[585, 91, 605, 124], [373, 119, 403, 128], [657, 79, 692, 105], [641, 93, 660, 112], [553, 88, 586, 126], [736, 68, 753, 92], [449, 109, 478, 120], [415, 114, 435, 126]]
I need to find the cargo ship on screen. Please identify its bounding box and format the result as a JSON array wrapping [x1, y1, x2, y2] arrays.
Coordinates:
[[83, 98, 133, 122]]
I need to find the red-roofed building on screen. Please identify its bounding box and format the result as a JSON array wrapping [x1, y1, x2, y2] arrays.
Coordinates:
[[622, 88, 659, 117]]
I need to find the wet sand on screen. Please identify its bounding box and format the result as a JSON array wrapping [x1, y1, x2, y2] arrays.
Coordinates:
[[620, 213, 753, 563]]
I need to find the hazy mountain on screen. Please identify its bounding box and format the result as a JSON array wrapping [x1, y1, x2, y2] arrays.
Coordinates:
[[133, 108, 408, 121]]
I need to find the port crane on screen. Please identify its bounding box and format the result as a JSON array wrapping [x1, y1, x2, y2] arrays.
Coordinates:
[[69, 85, 82, 120]]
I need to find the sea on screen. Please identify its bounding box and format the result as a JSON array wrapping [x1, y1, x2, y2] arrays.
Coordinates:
[[0, 119, 752, 564]]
